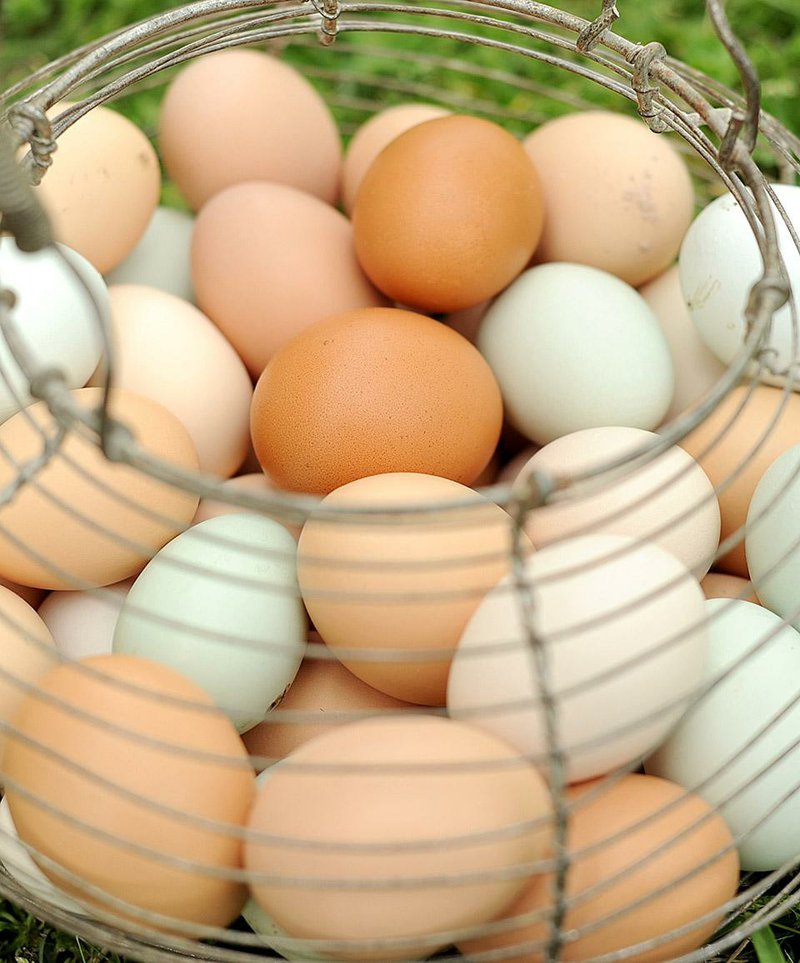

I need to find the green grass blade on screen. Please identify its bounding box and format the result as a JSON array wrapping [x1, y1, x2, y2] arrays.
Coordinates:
[[751, 925, 788, 963]]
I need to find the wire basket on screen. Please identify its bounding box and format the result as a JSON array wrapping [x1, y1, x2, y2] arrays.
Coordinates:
[[2, 0, 800, 961]]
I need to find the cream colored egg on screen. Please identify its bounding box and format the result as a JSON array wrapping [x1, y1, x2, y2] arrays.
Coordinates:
[[38, 581, 133, 661]]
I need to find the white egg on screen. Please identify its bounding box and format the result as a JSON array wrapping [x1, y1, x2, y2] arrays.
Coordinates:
[[105, 206, 195, 302], [0, 237, 107, 422], [477, 263, 674, 444], [646, 598, 800, 870], [113, 513, 306, 732], [679, 183, 800, 378], [38, 581, 132, 660], [447, 533, 708, 783]]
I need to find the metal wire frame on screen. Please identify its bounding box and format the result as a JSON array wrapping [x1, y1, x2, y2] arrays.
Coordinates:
[[1, 0, 800, 960]]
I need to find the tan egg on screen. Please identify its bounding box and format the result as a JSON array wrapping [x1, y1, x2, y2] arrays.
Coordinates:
[[460, 774, 739, 963], [159, 49, 341, 209], [3, 654, 254, 930], [297, 473, 528, 706], [99, 285, 252, 478], [0, 586, 57, 769], [35, 104, 160, 274], [516, 426, 720, 578], [640, 265, 726, 422], [443, 299, 492, 345], [472, 455, 499, 488], [701, 572, 759, 604], [250, 307, 503, 495], [0, 578, 46, 610], [342, 104, 451, 213], [353, 115, 545, 312], [193, 182, 387, 378], [681, 385, 800, 577], [242, 633, 413, 768], [245, 715, 552, 960], [523, 111, 694, 287], [192, 473, 301, 539], [0, 388, 199, 590]]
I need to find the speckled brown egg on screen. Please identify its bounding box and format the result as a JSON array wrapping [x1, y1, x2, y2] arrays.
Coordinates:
[[250, 307, 503, 494], [352, 115, 545, 313]]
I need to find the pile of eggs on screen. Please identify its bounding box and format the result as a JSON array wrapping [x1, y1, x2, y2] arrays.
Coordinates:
[[2, 41, 800, 962]]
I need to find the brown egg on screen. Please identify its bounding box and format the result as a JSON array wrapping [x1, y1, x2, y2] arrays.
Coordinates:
[[0, 388, 199, 589], [297, 473, 526, 705], [193, 472, 301, 540], [250, 307, 503, 495], [0, 577, 47, 610], [352, 115, 545, 312], [701, 571, 760, 604], [159, 49, 342, 209], [35, 104, 160, 274], [0, 586, 57, 769], [681, 385, 800, 576], [192, 182, 387, 377], [523, 111, 694, 287], [245, 716, 552, 960], [460, 774, 739, 963], [4, 654, 255, 930], [342, 103, 451, 214], [242, 632, 413, 767]]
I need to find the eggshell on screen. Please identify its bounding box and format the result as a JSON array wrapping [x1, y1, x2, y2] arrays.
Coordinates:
[[3, 654, 255, 929], [448, 533, 708, 782], [516, 426, 720, 578], [245, 715, 552, 959], [0, 237, 107, 422], [192, 182, 387, 377], [342, 103, 450, 213], [443, 299, 492, 345], [0, 578, 46, 610], [243, 897, 332, 962], [105, 207, 195, 302], [352, 115, 545, 312], [35, 104, 160, 274], [98, 284, 252, 477], [496, 446, 539, 484], [159, 49, 341, 209], [523, 110, 694, 287], [0, 586, 57, 768], [679, 184, 800, 372], [701, 572, 759, 604], [460, 774, 739, 963], [646, 599, 800, 870], [0, 388, 199, 589], [242, 632, 413, 768], [251, 308, 503, 495], [640, 264, 726, 422], [746, 443, 800, 622], [680, 384, 800, 576], [114, 514, 306, 732], [297, 473, 525, 705], [38, 580, 133, 660], [193, 473, 276, 525], [478, 264, 674, 444]]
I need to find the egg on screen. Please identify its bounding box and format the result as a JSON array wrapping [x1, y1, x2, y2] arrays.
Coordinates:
[[3, 654, 255, 929], [97, 284, 253, 477], [34, 103, 160, 274], [679, 183, 800, 373], [680, 384, 800, 577], [192, 181, 387, 377], [105, 207, 195, 302], [0, 237, 107, 422], [516, 426, 720, 578], [250, 308, 503, 495], [746, 443, 800, 622], [352, 115, 545, 312], [297, 473, 526, 705], [114, 513, 306, 732], [447, 533, 708, 782], [646, 598, 800, 870], [639, 264, 727, 422], [159, 48, 342, 209], [37, 580, 132, 660], [0, 388, 199, 589], [242, 632, 413, 769], [478, 264, 675, 444], [701, 572, 759, 604], [342, 103, 450, 213], [459, 774, 739, 963], [523, 110, 694, 287], [245, 715, 552, 960], [193, 473, 278, 525]]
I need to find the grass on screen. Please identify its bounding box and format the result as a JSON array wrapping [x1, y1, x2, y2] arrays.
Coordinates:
[[2, 0, 800, 961]]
